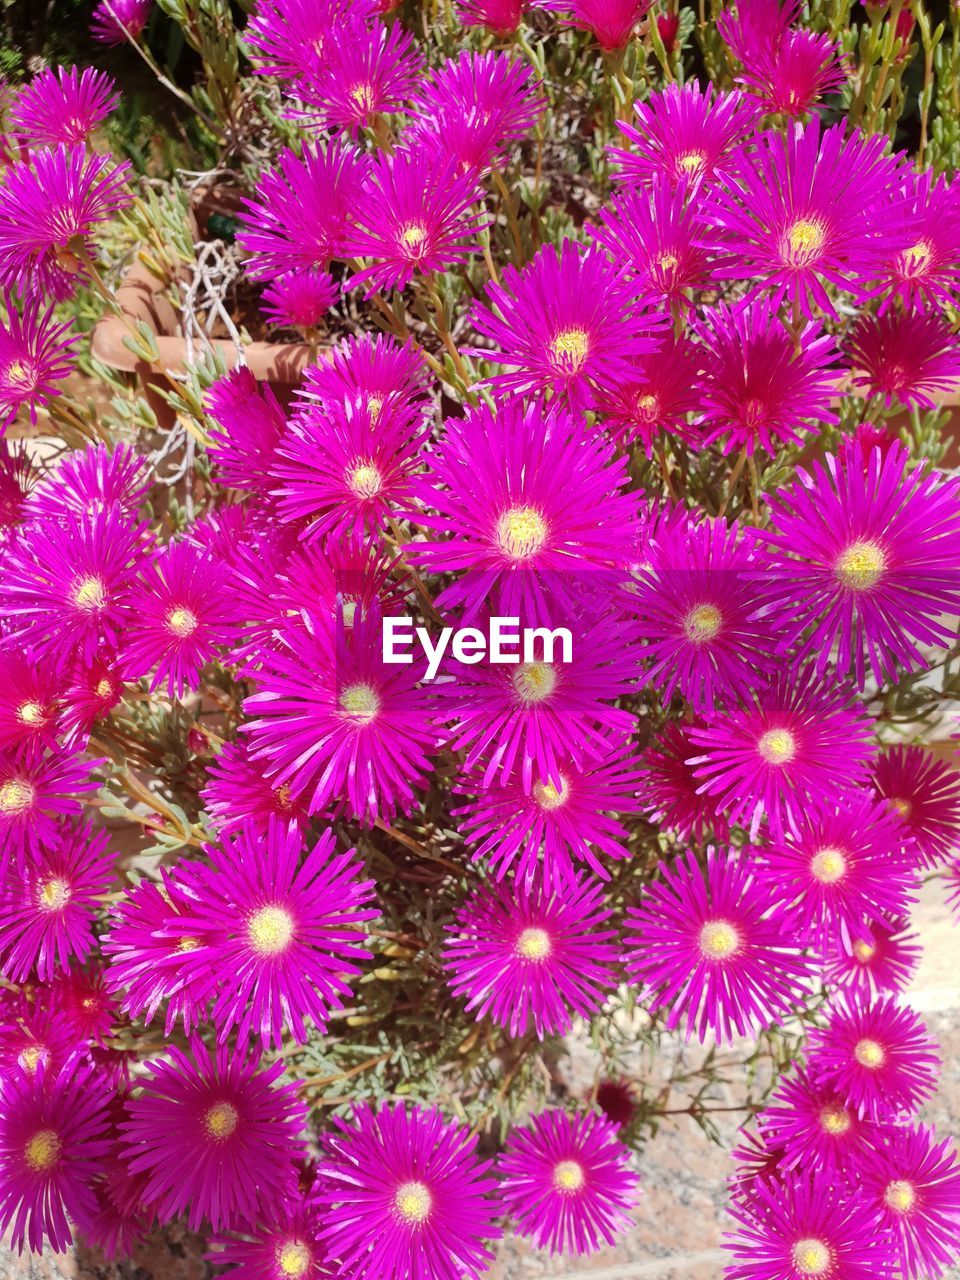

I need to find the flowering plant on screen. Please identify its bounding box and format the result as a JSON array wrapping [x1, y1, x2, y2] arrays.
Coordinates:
[[2, 0, 960, 1277]]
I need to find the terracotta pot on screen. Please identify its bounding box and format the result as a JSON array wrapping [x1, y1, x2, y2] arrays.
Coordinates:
[[91, 184, 315, 428]]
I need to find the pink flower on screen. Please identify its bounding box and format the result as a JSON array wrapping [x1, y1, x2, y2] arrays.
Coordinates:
[[90, 0, 152, 44], [9, 67, 119, 147], [872, 744, 960, 868], [443, 873, 620, 1037], [624, 846, 813, 1042], [593, 338, 702, 456], [205, 365, 288, 491], [296, 19, 422, 134], [848, 310, 960, 409], [498, 1109, 639, 1254], [120, 1038, 306, 1231], [261, 269, 338, 330], [536, 0, 652, 49], [457, 0, 526, 33], [0, 292, 77, 430]]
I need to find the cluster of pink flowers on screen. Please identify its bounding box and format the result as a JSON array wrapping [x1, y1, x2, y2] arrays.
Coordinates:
[[0, 0, 960, 1276]]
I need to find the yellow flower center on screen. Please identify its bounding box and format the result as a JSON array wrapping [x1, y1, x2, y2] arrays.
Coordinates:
[[95, 677, 114, 699], [513, 661, 557, 704], [516, 926, 552, 960], [347, 461, 383, 499], [73, 575, 106, 611], [0, 778, 34, 814], [166, 607, 198, 638], [677, 149, 706, 176], [17, 701, 46, 726], [854, 1037, 885, 1068], [349, 83, 375, 111], [791, 1238, 832, 1276], [4, 358, 35, 391], [699, 919, 740, 959], [276, 1241, 312, 1277], [884, 1179, 917, 1214], [784, 218, 827, 263], [339, 682, 380, 723], [889, 796, 912, 819], [899, 239, 934, 275], [20, 1044, 44, 1074], [549, 327, 590, 373], [400, 223, 428, 256], [248, 905, 295, 956], [394, 1179, 432, 1223], [367, 395, 383, 421], [635, 392, 659, 421], [533, 777, 568, 810], [810, 846, 847, 884], [177, 935, 201, 953], [683, 603, 722, 643], [204, 1101, 239, 1140], [553, 1159, 585, 1191], [819, 1106, 851, 1136], [852, 938, 877, 962], [496, 505, 548, 560], [656, 252, 679, 276], [275, 783, 294, 811], [757, 728, 797, 765], [835, 540, 886, 591], [24, 1128, 61, 1171], [39, 878, 71, 911]]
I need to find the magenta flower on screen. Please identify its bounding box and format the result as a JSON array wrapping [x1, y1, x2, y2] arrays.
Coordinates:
[[0, 292, 78, 430], [410, 400, 638, 619], [346, 146, 487, 295], [457, 0, 526, 34], [0, 819, 115, 982], [0, 145, 132, 301], [591, 180, 712, 310], [725, 1173, 886, 1280], [261, 269, 338, 330], [443, 873, 620, 1038], [695, 299, 839, 456], [0, 650, 61, 759], [271, 396, 426, 542], [609, 82, 760, 191], [91, 0, 151, 43], [245, 0, 373, 82], [872, 744, 960, 868], [861, 170, 960, 313], [535, 0, 652, 49], [75, 1144, 155, 1259], [758, 1070, 879, 1177], [0, 1059, 113, 1254], [0, 988, 77, 1082], [9, 67, 119, 147], [102, 867, 218, 1034], [207, 1201, 331, 1280], [410, 51, 545, 175], [243, 609, 436, 825], [202, 739, 309, 838], [314, 1102, 500, 1280], [760, 443, 960, 687], [0, 746, 100, 868], [453, 734, 642, 888], [297, 20, 422, 134], [25, 441, 149, 522], [50, 963, 117, 1045], [59, 652, 123, 747], [702, 118, 906, 317], [847, 310, 960, 409], [120, 1038, 306, 1231], [636, 720, 730, 843], [625, 847, 813, 1042], [806, 997, 940, 1120], [468, 240, 659, 408], [177, 819, 376, 1050], [205, 365, 288, 491], [594, 339, 702, 456], [121, 541, 236, 697], [3, 510, 148, 665], [238, 143, 368, 280], [823, 916, 921, 1001], [757, 790, 917, 944], [633, 516, 774, 712], [300, 330, 427, 420], [498, 1109, 639, 1254], [719, 0, 846, 117], [439, 604, 636, 793], [859, 1124, 960, 1280], [0, 441, 36, 539], [688, 667, 876, 838]]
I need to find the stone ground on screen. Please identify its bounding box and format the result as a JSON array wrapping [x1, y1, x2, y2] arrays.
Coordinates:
[[3, 879, 958, 1280]]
